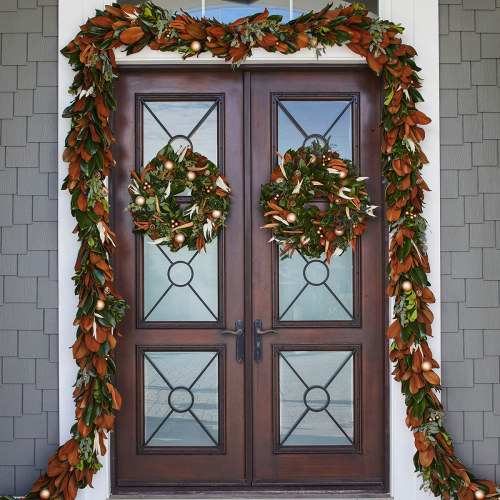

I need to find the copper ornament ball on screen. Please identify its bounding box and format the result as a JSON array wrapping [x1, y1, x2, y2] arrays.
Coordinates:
[[300, 235, 309, 244], [96, 299, 106, 311], [421, 360, 433, 372], [286, 212, 297, 224], [135, 195, 146, 206], [39, 489, 50, 500], [334, 228, 345, 236], [309, 154, 317, 164], [474, 490, 486, 500], [212, 209, 222, 219], [190, 40, 202, 52], [339, 171, 348, 179], [186, 171, 196, 181], [164, 160, 174, 171], [276, 177, 285, 183], [174, 233, 186, 244], [401, 280, 413, 292]]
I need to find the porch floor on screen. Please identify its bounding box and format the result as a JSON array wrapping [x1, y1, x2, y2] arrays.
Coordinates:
[[111, 494, 392, 500]]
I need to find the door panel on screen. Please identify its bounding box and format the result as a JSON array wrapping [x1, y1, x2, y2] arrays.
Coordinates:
[[251, 69, 387, 487], [113, 69, 246, 486]]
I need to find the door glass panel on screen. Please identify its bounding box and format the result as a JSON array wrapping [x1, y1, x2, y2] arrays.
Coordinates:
[[144, 350, 221, 448], [278, 249, 354, 322], [275, 96, 356, 324], [143, 239, 219, 323], [142, 99, 219, 196], [278, 349, 355, 448], [276, 99, 353, 160]]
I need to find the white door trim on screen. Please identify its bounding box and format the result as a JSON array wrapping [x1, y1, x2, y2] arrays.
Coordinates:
[[57, 1, 440, 499]]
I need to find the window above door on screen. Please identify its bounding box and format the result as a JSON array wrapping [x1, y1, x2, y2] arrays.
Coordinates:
[[117, 0, 379, 23]]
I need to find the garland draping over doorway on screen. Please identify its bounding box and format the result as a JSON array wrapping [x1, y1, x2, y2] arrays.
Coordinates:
[[2, 2, 497, 500]]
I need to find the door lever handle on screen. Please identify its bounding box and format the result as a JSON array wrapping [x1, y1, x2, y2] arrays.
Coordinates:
[[254, 319, 277, 363], [221, 320, 244, 363], [255, 327, 277, 335]]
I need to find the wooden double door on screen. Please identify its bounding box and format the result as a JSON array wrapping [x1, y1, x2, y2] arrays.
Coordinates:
[[112, 67, 387, 492]]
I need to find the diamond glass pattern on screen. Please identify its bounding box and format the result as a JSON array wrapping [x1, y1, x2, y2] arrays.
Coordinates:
[[278, 249, 354, 322], [143, 239, 219, 323], [144, 350, 220, 448], [277, 99, 353, 160], [143, 99, 219, 196], [278, 349, 355, 447]]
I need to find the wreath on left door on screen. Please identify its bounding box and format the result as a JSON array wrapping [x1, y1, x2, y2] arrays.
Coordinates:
[[126, 144, 232, 253]]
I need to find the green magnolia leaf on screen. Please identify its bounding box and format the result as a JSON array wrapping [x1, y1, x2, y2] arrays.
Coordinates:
[[412, 398, 426, 420], [398, 237, 412, 262], [83, 404, 93, 427]]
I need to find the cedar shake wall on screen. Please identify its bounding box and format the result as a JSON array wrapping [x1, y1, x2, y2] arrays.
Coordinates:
[[0, 0, 499, 495], [0, 0, 59, 494], [440, 0, 500, 481]]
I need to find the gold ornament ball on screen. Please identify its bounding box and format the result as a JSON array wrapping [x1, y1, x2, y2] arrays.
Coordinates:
[[96, 299, 106, 311], [39, 489, 50, 500], [474, 490, 486, 500], [334, 228, 345, 237], [212, 209, 222, 219], [165, 160, 174, 171], [286, 212, 297, 224], [186, 171, 196, 181], [401, 280, 413, 292], [421, 360, 433, 372], [135, 195, 146, 206], [190, 40, 202, 52], [174, 233, 186, 244], [339, 171, 348, 179]]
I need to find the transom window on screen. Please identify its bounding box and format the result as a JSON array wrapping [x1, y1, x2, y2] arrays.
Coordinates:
[[118, 1, 379, 21]]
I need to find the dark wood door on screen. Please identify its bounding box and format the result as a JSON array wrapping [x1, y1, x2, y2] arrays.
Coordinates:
[[113, 69, 246, 488], [112, 67, 387, 492], [250, 69, 387, 488]]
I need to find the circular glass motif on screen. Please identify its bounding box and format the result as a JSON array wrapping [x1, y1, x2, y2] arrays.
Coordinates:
[[303, 385, 330, 412], [168, 386, 194, 413], [168, 261, 194, 287], [303, 260, 329, 286]]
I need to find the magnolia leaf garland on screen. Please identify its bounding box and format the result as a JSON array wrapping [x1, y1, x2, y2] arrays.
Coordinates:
[[3, 2, 498, 500], [260, 143, 376, 262], [127, 145, 232, 253]]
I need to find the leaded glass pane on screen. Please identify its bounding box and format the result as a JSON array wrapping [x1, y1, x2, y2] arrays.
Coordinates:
[[278, 249, 354, 322], [277, 99, 353, 160], [142, 99, 219, 196], [143, 239, 219, 323], [278, 350, 355, 447], [144, 350, 220, 447]]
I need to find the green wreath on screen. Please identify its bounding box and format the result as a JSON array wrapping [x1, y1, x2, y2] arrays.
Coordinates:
[[127, 144, 232, 252], [260, 142, 376, 262]]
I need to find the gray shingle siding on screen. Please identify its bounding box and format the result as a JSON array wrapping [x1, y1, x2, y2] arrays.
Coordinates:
[[0, 0, 58, 494], [441, 0, 500, 480]]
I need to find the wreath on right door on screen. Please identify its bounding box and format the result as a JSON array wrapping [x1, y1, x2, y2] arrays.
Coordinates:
[[260, 142, 376, 262]]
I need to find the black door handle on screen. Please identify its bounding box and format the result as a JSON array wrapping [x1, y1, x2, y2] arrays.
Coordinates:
[[254, 319, 277, 363], [221, 320, 244, 363]]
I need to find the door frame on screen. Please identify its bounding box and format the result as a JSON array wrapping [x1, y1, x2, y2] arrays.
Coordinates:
[[57, 2, 441, 499]]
